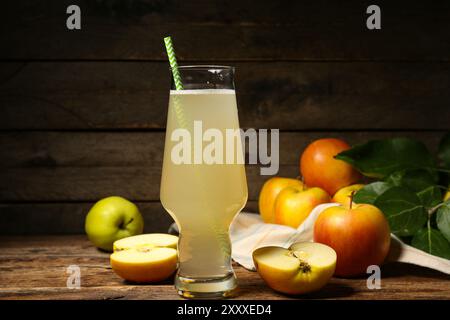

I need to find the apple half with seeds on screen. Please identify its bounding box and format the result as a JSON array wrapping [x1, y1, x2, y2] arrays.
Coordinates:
[[110, 234, 178, 283], [253, 242, 336, 295]]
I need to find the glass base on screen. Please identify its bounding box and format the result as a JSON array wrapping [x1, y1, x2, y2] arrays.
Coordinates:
[[175, 272, 238, 299]]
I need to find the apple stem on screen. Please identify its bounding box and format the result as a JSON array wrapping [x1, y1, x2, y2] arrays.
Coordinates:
[[119, 218, 134, 230], [296, 175, 305, 185], [349, 191, 356, 209]]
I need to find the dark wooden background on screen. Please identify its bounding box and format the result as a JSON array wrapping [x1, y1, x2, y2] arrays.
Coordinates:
[[0, 0, 449, 235]]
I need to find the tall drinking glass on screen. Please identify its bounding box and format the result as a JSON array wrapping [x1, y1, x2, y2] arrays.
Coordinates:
[[160, 66, 248, 298]]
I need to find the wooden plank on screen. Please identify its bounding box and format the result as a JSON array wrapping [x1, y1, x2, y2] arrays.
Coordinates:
[[0, 166, 297, 201], [0, 265, 448, 300], [0, 201, 259, 235], [2, 1, 450, 60], [0, 201, 171, 235], [0, 236, 449, 300], [1, 62, 450, 130], [0, 131, 445, 168]]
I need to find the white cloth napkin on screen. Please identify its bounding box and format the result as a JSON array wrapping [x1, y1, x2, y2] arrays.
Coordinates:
[[169, 203, 450, 274], [230, 203, 336, 270]]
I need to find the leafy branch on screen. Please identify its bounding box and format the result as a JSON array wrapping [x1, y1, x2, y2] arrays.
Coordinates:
[[336, 134, 450, 260]]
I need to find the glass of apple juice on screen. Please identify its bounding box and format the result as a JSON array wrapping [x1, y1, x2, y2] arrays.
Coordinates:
[[160, 65, 248, 298]]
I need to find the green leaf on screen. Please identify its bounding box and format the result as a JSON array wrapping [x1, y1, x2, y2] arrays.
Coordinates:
[[353, 182, 392, 205], [374, 186, 427, 237], [411, 227, 450, 259], [437, 200, 450, 243], [438, 132, 450, 169], [417, 186, 443, 208], [335, 138, 435, 179], [386, 169, 437, 193]]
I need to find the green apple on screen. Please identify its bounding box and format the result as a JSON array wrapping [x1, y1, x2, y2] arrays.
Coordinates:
[[85, 196, 144, 251]]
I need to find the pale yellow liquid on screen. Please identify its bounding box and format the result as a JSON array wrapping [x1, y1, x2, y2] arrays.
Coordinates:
[[160, 89, 248, 279]]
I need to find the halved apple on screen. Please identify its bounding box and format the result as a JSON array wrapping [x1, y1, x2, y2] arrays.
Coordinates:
[[253, 242, 336, 295], [110, 233, 178, 283]]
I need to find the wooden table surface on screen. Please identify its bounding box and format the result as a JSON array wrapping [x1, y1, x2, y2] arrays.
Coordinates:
[[0, 235, 449, 300]]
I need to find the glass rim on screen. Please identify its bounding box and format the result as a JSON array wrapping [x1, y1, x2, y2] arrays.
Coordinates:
[[170, 65, 234, 71]]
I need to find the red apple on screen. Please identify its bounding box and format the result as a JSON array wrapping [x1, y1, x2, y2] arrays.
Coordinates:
[[300, 138, 361, 196], [314, 201, 390, 277]]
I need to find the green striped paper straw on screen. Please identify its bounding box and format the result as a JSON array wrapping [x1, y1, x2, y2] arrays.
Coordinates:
[[162, 37, 229, 257], [164, 36, 184, 90], [163, 37, 188, 131]]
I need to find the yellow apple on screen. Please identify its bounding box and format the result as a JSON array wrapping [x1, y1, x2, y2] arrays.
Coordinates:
[[444, 187, 450, 201], [253, 242, 336, 295], [259, 177, 304, 223], [274, 186, 330, 228], [332, 184, 365, 205], [110, 233, 178, 283]]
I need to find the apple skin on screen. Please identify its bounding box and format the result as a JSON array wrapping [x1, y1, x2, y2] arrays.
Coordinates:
[[274, 186, 330, 228], [259, 177, 304, 223], [332, 184, 365, 205], [314, 203, 390, 277], [85, 196, 144, 252], [300, 138, 361, 196]]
